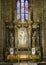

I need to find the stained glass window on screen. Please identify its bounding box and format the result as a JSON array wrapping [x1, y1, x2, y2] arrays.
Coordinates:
[[17, 0, 28, 21], [17, 0, 20, 20]]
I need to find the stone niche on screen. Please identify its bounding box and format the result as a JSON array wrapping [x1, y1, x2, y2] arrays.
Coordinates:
[[0, 0, 46, 62]]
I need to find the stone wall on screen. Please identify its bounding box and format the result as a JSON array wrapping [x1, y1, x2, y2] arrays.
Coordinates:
[[0, 0, 4, 61], [43, 0, 46, 59]]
